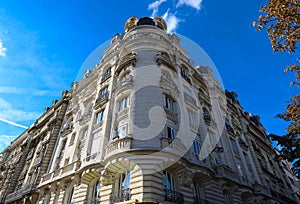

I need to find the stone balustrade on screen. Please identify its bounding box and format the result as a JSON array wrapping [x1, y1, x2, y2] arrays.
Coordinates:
[[106, 137, 133, 156], [40, 160, 81, 184], [161, 137, 187, 154]]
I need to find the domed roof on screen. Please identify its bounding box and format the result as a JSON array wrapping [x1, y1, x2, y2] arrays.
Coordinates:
[[124, 16, 139, 32], [124, 16, 167, 32]]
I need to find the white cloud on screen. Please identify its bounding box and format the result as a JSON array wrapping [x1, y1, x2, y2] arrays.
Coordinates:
[[0, 118, 28, 129], [0, 110, 41, 122], [163, 10, 181, 33], [176, 0, 202, 10], [0, 97, 40, 124], [0, 98, 12, 110], [148, 0, 167, 16], [0, 86, 59, 96], [0, 86, 26, 94], [0, 40, 7, 57], [0, 135, 18, 152]]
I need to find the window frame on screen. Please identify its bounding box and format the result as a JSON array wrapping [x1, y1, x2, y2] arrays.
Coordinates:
[[166, 126, 176, 139], [193, 140, 201, 156], [119, 96, 129, 111], [117, 124, 128, 138], [96, 109, 104, 124]]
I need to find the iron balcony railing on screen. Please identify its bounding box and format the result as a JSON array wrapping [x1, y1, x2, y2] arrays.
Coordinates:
[[163, 189, 183, 203], [110, 188, 131, 203]]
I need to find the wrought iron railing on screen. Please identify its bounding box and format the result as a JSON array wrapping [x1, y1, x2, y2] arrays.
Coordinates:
[[95, 92, 110, 107], [84, 198, 100, 204], [110, 188, 131, 203], [194, 198, 209, 204], [163, 189, 183, 203]]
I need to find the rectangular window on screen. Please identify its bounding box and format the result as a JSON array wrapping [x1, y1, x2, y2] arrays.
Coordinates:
[[117, 124, 127, 138], [81, 127, 88, 141], [188, 109, 196, 125], [193, 140, 201, 156], [237, 164, 243, 177], [167, 126, 176, 139], [164, 95, 175, 112], [58, 139, 67, 157], [96, 109, 104, 123], [230, 138, 237, 154], [120, 172, 130, 190], [119, 96, 129, 111], [70, 133, 76, 145], [100, 86, 109, 99], [102, 68, 111, 80]]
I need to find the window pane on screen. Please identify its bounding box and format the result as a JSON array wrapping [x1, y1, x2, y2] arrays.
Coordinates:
[[118, 125, 127, 138], [96, 110, 104, 123], [67, 188, 74, 204], [163, 171, 175, 191], [193, 140, 200, 155]]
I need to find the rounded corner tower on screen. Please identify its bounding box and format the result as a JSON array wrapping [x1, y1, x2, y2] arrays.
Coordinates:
[[6, 15, 296, 204]]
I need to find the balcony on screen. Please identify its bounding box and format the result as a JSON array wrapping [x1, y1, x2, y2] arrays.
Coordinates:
[[194, 198, 209, 204], [113, 75, 133, 93], [110, 188, 131, 204], [101, 72, 111, 83], [117, 107, 129, 119], [26, 148, 35, 161], [156, 53, 176, 72], [106, 137, 133, 156], [160, 75, 179, 93], [84, 198, 100, 204], [5, 183, 35, 203], [5, 189, 23, 202], [161, 137, 187, 154], [94, 92, 110, 109], [78, 110, 93, 125], [215, 164, 237, 182], [84, 152, 99, 162], [164, 108, 178, 123], [184, 93, 197, 106], [163, 189, 183, 203], [115, 53, 136, 74], [41, 160, 81, 184]]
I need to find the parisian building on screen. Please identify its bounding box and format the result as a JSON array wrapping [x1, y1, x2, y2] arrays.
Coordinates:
[[0, 16, 299, 204]]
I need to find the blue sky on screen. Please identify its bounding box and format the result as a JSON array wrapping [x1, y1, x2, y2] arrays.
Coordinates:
[[0, 0, 298, 152]]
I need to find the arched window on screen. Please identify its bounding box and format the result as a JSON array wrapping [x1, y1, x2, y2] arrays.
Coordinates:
[[91, 181, 101, 204], [43, 192, 51, 204], [163, 171, 176, 201], [223, 190, 233, 204], [111, 172, 131, 202], [193, 182, 206, 203], [66, 187, 74, 204]]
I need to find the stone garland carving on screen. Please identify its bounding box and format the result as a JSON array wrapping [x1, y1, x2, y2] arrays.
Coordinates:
[[178, 170, 193, 187], [202, 107, 212, 126]]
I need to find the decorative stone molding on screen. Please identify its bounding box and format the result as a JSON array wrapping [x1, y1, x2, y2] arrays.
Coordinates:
[[178, 170, 193, 187], [57, 181, 66, 191], [71, 174, 81, 186], [49, 183, 58, 193], [100, 169, 114, 186]]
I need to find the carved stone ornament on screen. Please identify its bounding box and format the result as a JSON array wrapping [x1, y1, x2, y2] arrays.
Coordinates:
[[49, 183, 58, 193], [178, 170, 193, 187], [71, 174, 81, 186], [100, 170, 114, 186]]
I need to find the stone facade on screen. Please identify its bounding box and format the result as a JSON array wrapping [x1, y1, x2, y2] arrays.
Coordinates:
[[0, 16, 299, 204]]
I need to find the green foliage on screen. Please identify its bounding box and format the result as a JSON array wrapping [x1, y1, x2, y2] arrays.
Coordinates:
[[254, 0, 300, 178]]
